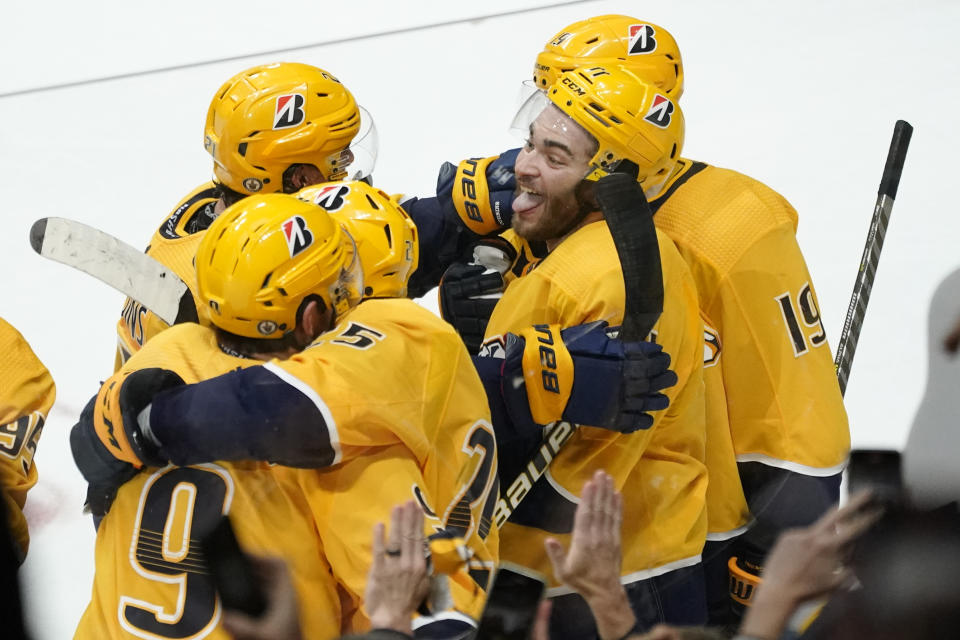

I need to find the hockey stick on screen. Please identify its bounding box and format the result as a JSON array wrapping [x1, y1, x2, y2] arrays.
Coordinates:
[[29, 217, 191, 325], [493, 169, 664, 527], [834, 120, 913, 396]]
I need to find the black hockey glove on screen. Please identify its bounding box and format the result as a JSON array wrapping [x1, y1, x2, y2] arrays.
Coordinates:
[[501, 320, 677, 433], [70, 368, 185, 516], [439, 238, 517, 354]]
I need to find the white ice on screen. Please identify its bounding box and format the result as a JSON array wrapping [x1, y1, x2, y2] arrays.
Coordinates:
[[1, 0, 957, 636]]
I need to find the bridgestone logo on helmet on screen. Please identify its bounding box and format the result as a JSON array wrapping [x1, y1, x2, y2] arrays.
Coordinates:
[[309, 184, 351, 212], [282, 215, 314, 257], [273, 93, 306, 130], [628, 24, 657, 55], [644, 95, 674, 128]]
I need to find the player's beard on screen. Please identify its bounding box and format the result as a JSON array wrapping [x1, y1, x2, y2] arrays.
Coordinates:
[[512, 180, 596, 244]]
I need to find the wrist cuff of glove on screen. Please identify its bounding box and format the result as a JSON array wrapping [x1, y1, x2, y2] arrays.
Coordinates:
[[728, 555, 762, 607], [452, 156, 502, 235], [512, 324, 574, 425]]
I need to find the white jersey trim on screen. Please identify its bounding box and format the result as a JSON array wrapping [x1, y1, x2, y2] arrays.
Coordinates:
[[263, 361, 342, 466], [706, 521, 752, 542], [546, 554, 702, 597], [412, 610, 477, 630], [735, 453, 847, 477], [544, 468, 581, 505]]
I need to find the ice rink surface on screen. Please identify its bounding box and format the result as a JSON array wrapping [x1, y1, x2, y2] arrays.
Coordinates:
[[1, 0, 958, 635]]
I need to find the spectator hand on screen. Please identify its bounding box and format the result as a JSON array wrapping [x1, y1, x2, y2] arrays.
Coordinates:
[[221, 555, 303, 640], [544, 471, 636, 640], [739, 490, 883, 639], [363, 500, 431, 635]]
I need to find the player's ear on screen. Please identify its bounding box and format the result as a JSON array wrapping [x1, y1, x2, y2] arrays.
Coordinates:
[[297, 299, 333, 344]]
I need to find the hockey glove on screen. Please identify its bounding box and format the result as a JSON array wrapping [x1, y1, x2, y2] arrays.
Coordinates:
[[70, 394, 140, 518], [439, 238, 517, 354], [501, 321, 678, 433], [436, 149, 518, 236]]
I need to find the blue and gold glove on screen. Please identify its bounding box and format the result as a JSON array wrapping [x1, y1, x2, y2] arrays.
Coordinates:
[[70, 368, 185, 516], [436, 149, 519, 236], [501, 321, 677, 433]]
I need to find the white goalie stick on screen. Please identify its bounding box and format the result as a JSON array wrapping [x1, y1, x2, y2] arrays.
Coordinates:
[[493, 169, 664, 527], [29, 217, 191, 325]]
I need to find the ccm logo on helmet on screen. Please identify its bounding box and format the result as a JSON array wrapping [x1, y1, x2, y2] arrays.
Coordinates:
[[628, 24, 657, 55], [561, 76, 587, 97], [282, 215, 314, 257], [273, 93, 306, 130], [644, 95, 674, 128]]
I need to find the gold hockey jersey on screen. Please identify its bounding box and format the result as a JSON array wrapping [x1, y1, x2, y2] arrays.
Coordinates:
[[481, 221, 707, 590], [114, 183, 219, 369], [651, 160, 850, 479], [77, 323, 341, 640], [0, 318, 55, 562], [268, 298, 499, 630]]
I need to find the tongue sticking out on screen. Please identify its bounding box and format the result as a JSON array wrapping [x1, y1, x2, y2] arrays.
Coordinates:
[[513, 191, 544, 215]]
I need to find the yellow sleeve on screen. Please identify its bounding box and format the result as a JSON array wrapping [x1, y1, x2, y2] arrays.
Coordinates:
[[709, 224, 850, 471], [0, 318, 56, 561]]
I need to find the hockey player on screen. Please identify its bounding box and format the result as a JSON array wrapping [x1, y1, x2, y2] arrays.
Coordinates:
[[434, 14, 850, 625], [479, 64, 709, 636], [74, 194, 365, 639], [114, 61, 377, 367], [0, 317, 56, 564], [76, 186, 500, 638]]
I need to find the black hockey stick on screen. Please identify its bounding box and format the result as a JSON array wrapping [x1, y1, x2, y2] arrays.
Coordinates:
[[493, 167, 664, 527], [834, 120, 913, 396]]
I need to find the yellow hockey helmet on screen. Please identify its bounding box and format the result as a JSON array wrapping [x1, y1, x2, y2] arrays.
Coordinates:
[[196, 193, 362, 338], [516, 63, 684, 187], [203, 62, 368, 196], [296, 181, 419, 298], [534, 15, 684, 100]]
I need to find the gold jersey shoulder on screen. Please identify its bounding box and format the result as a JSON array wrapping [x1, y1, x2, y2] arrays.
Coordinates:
[[115, 182, 219, 369], [0, 317, 56, 562], [653, 161, 849, 472], [77, 323, 340, 640], [483, 221, 708, 587], [272, 298, 499, 626]]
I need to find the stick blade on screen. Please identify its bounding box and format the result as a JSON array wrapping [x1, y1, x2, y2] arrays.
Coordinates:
[[30, 217, 188, 325]]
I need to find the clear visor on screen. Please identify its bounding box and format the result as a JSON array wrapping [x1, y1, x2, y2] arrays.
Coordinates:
[[330, 229, 364, 316], [323, 105, 378, 182], [514, 79, 540, 115], [509, 89, 609, 180]]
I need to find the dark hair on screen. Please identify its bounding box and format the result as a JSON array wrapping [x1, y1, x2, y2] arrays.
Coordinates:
[[282, 163, 319, 193], [214, 182, 248, 208], [214, 294, 327, 358]]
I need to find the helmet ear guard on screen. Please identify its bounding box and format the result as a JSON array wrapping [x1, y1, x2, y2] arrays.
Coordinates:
[[203, 62, 378, 196], [196, 193, 363, 339], [533, 15, 684, 100], [296, 181, 419, 298]]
